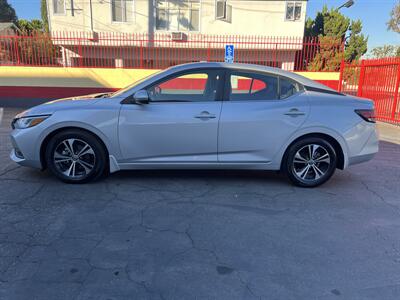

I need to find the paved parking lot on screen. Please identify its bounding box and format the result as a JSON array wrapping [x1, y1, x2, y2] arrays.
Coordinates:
[[0, 107, 400, 300]]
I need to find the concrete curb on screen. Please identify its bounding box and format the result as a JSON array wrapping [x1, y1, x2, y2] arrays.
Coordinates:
[[377, 122, 400, 145]]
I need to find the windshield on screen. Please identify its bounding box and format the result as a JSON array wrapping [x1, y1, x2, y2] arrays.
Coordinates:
[[111, 69, 165, 97]]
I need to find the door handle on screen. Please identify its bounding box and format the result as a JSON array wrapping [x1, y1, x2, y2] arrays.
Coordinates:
[[194, 111, 216, 120], [284, 108, 305, 117]]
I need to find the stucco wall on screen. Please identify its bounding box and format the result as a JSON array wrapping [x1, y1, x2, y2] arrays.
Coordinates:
[[48, 0, 307, 37]]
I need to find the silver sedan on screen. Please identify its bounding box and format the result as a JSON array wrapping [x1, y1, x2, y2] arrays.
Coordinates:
[[10, 62, 378, 187]]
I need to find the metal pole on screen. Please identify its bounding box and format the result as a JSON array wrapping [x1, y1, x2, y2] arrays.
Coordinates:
[[70, 0, 75, 16], [89, 0, 94, 31], [14, 37, 20, 65], [357, 60, 365, 97], [391, 62, 400, 121], [338, 60, 345, 92]]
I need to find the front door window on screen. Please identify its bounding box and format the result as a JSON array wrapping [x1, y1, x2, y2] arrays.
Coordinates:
[[147, 70, 221, 102]]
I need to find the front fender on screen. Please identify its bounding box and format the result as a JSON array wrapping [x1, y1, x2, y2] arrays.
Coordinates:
[[35, 120, 121, 164]]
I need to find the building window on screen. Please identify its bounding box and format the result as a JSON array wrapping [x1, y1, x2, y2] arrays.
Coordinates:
[[111, 0, 134, 22], [156, 0, 200, 31], [53, 0, 65, 14], [285, 1, 302, 21], [215, 0, 227, 20]]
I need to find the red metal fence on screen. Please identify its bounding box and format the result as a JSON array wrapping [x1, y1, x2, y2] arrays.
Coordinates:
[[0, 31, 342, 71], [339, 57, 400, 125]]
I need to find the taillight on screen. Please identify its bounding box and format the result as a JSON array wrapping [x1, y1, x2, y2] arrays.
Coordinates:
[[355, 109, 376, 123]]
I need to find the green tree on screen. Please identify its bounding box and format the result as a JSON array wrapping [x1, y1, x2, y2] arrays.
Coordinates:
[[344, 20, 368, 62], [41, 0, 49, 32], [305, 5, 368, 71], [0, 0, 18, 23], [17, 19, 45, 33], [14, 20, 60, 66], [370, 45, 400, 58], [387, 2, 400, 33], [306, 6, 350, 38]]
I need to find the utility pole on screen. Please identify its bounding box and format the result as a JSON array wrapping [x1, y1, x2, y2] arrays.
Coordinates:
[[70, 0, 74, 16], [89, 0, 94, 31]]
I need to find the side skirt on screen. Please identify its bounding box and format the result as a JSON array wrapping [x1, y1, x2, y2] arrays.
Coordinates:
[[115, 161, 279, 171]]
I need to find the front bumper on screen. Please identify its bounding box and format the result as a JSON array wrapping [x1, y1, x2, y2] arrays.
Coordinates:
[[10, 128, 43, 169]]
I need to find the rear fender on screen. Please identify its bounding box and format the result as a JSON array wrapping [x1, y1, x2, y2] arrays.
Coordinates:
[[273, 126, 349, 170]]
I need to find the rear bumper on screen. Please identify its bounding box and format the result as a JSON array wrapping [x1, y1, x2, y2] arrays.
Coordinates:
[[348, 153, 376, 166], [347, 123, 379, 167]]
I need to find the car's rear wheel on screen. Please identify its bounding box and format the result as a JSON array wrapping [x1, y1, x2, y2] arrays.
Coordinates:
[[284, 137, 337, 187], [45, 129, 107, 183]]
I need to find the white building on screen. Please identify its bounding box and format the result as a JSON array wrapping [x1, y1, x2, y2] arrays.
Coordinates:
[[46, 0, 308, 69]]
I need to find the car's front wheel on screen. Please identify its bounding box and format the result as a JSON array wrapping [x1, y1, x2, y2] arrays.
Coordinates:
[[45, 129, 107, 183], [284, 137, 337, 187]]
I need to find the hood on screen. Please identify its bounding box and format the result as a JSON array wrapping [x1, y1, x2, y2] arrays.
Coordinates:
[[51, 92, 112, 102], [18, 93, 110, 117]]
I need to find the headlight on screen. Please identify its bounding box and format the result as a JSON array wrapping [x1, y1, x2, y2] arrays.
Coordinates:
[[12, 115, 50, 129]]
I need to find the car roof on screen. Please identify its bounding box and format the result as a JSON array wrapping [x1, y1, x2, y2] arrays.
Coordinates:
[[167, 62, 337, 92]]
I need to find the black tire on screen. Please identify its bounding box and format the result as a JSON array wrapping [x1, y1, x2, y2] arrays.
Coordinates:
[[283, 137, 337, 188], [45, 129, 108, 183]]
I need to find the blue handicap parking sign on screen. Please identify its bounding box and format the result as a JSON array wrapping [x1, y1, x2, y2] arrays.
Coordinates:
[[225, 45, 234, 63]]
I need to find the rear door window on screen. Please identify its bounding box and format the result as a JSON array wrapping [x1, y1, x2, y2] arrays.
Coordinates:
[[227, 72, 278, 101], [279, 78, 300, 99]]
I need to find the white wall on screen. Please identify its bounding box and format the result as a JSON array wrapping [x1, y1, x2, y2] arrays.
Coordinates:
[[48, 0, 307, 38]]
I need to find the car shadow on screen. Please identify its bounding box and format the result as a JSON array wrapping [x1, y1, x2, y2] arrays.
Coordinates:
[[108, 169, 288, 184]]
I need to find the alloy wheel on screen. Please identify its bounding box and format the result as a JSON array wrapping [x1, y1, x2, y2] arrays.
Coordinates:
[[53, 138, 96, 178], [292, 144, 331, 182]]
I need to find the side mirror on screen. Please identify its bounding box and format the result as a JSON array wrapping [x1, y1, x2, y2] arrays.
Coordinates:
[[133, 90, 149, 104]]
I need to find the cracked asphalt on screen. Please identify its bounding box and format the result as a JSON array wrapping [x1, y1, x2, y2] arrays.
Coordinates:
[[0, 107, 400, 300]]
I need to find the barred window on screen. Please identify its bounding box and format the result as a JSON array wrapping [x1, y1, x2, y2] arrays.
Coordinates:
[[156, 0, 200, 31], [112, 0, 134, 22], [53, 0, 65, 14], [286, 1, 302, 21]]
